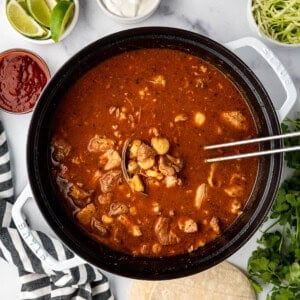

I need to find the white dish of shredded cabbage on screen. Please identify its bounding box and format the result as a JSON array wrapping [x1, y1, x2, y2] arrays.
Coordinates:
[[248, 0, 300, 46]]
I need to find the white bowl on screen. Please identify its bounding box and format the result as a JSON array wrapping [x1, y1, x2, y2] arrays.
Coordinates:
[[5, 0, 79, 44], [97, 0, 161, 24], [247, 0, 300, 48]]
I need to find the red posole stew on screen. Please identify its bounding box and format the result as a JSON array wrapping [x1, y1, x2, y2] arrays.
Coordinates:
[[50, 49, 259, 257]]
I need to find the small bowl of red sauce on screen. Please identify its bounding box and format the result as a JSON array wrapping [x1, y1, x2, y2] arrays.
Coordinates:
[[0, 49, 50, 114]]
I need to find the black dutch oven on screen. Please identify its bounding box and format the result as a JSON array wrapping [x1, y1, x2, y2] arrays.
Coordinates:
[[27, 27, 286, 279]]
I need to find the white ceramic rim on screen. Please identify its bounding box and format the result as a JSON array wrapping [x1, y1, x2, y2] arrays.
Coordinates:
[[97, 0, 161, 24], [247, 0, 300, 48], [4, 0, 79, 44]]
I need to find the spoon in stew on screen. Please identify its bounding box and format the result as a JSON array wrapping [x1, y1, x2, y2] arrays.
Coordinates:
[[205, 131, 300, 163], [121, 139, 131, 182]]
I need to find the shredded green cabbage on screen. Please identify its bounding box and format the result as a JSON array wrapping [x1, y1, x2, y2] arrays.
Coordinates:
[[252, 0, 300, 44]]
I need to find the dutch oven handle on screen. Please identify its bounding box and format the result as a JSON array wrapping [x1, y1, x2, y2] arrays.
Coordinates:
[[12, 184, 86, 271], [225, 37, 297, 122]]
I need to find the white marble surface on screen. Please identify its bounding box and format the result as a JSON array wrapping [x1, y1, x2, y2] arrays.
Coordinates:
[[0, 0, 299, 299]]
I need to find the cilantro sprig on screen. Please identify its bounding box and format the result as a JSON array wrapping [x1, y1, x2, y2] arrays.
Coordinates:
[[247, 115, 300, 300]]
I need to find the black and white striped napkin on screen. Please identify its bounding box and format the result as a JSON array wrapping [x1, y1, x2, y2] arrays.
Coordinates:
[[0, 121, 114, 300]]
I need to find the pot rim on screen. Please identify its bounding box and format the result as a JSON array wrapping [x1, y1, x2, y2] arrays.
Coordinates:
[[26, 27, 283, 279]]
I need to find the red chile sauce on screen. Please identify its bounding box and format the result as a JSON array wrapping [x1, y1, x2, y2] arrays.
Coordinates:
[[0, 50, 50, 113]]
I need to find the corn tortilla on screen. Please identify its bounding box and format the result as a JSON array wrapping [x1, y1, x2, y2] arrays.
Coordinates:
[[129, 261, 256, 300]]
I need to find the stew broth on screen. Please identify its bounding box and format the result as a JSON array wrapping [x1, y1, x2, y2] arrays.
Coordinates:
[[50, 48, 258, 257]]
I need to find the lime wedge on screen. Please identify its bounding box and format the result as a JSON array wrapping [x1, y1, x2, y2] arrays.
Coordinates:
[[6, 0, 48, 38], [36, 28, 51, 40], [50, 0, 74, 42], [26, 0, 51, 28]]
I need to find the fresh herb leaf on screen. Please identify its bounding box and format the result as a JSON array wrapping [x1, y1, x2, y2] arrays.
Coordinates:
[[247, 115, 300, 299], [270, 288, 295, 300], [282, 115, 300, 169]]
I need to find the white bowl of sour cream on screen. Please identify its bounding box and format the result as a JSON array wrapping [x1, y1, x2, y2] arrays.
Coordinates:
[[97, 0, 161, 24]]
